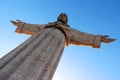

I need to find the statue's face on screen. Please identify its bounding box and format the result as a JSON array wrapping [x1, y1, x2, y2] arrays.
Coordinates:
[[57, 13, 68, 24]]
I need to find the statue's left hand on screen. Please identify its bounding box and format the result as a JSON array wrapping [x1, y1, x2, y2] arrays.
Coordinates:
[[101, 35, 116, 43], [10, 20, 24, 27]]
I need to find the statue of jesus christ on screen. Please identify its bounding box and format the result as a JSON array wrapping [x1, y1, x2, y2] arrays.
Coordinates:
[[11, 13, 116, 48], [0, 13, 116, 80]]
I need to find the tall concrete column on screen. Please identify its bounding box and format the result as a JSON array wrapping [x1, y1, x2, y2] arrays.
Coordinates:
[[0, 28, 65, 80]]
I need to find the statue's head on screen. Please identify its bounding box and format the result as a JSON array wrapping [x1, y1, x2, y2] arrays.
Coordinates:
[[57, 13, 68, 24]]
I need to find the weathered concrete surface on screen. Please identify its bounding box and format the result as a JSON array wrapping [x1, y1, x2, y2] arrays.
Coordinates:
[[0, 28, 65, 80]]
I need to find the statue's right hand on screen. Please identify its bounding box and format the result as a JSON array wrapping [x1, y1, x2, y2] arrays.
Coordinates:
[[10, 20, 23, 27], [101, 35, 116, 43]]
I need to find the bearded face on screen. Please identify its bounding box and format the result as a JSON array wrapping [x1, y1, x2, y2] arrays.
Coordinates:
[[57, 13, 68, 24]]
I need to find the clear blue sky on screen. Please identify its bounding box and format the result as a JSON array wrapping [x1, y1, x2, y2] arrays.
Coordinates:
[[0, 0, 120, 80]]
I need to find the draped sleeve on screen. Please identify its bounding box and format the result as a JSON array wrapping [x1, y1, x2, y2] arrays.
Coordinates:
[[69, 29, 102, 48], [15, 22, 46, 35]]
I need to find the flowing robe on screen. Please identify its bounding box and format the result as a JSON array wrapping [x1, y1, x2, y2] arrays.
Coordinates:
[[0, 22, 102, 80]]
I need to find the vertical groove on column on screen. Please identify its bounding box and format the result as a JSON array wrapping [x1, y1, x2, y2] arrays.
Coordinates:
[[48, 37, 65, 80], [38, 29, 65, 80]]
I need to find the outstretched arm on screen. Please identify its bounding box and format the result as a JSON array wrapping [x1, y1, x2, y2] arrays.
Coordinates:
[[11, 20, 46, 35], [11, 20, 68, 35], [69, 29, 116, 48]]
